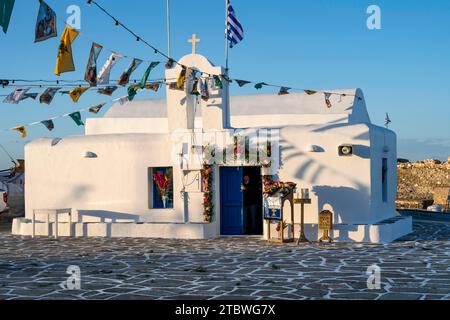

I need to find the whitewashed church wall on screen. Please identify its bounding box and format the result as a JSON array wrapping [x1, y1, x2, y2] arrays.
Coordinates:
[[24, 135, 188, 224], [277, 124, 373, 225], [369, 125, 398, 222], [85, 118, 169, 135]]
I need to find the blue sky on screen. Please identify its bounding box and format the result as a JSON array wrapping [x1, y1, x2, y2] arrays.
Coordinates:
[[0, 0, 449, 168]]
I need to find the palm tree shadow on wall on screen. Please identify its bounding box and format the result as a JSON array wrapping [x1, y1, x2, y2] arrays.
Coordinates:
[[312, 186, 370, 223]]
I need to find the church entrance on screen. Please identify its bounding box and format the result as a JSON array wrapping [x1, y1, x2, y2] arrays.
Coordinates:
[[220, 166, 263, 236]]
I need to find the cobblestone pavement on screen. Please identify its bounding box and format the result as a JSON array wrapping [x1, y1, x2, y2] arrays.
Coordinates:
[[0, 220, 449, 300]]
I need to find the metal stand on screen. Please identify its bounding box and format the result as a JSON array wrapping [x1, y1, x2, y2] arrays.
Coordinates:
[[294, 198, 311, 244]]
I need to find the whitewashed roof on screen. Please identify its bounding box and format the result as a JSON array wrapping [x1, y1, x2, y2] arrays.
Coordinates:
[[104, 88, 370, 124]]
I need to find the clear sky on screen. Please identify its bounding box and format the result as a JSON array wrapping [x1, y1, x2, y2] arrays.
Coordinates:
[[0, 0, 449, 168]]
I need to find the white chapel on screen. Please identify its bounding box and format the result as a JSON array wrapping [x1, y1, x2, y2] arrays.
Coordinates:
[[12, 44, 412, 243]]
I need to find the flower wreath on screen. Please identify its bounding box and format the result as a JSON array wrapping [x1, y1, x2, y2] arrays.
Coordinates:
[[202, 164, 214, 222]]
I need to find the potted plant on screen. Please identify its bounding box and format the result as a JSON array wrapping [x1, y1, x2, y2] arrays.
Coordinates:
[[275, 220, 292, 239], [153, 171, 172, 208]]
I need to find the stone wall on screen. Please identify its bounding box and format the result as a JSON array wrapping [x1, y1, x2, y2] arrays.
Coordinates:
[[397, 158, 450, 209]]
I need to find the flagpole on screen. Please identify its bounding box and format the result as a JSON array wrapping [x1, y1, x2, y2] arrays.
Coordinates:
[[225, 0, 229, 72], [166, 0, 171, 58]]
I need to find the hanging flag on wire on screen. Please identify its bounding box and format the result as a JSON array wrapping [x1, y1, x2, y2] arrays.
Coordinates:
[[35, 0, 57, 42], [227, 0, 244, 48], [324, 92, 332, 108], [85, 42, 103, 86], [69, 86, 89, 103], [69, 111, 84, 126], [97, 86, 117, 96], [3, 87, 30, 104], [199, 78, 209, 102], [127, 84, 140, 101], [278, 87, 290, 95], [97, 53, 123, 85], [11, 126, 26, 138], [0, 0, 15, 34], [21, 92, 38, 101], [190, 79, 200, 96], [144, 82, 160, 92], [55, 26, 79, 76], [139, 61, 160, 89], [176, 67, 187, 89], [235, 79, 250, 87], [213, 75, 223, 90], [118, 58, 143, 86], [39, 87, 61, 104], [89, 103, 106, 114], [41, 119, 55, 131], [165, 58, 175, 69], [255, 82, 267, 90]]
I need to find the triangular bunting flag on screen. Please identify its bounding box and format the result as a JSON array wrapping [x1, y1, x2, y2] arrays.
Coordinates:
[[3, 87, 30, 104], [278, 87, 290, 95], [97, 86, 117, 96], [324, 93, 332, 108], [127, 85, 140, 101], [11, 126, 26, 138], [235, 79, 250, 87], [85, 42, 103, 86], [176, 67, 187, 89], [41, 120, 54, 131], [69, 111, 84, 126], [55, 26, 79, 76], [20, 93, 39, 101], [165, 58, 174, 69], [139, 61, 160, 89], [118, 58, 143, 86], [89, 103, 106, 114], [199, 78, 209, 102], [97, 53, 123, 85], [0, 0, 15, 34], [69, 87, 89, 103], [191, 79, 200, 96], [35, 0, 57, 42], [255, 82, 267, 90], [144, 82, 160, 92], [39, 87, 61, 104], [213, 75, 223, 90]]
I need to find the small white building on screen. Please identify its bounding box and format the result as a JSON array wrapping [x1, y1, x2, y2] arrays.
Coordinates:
[[12, 52, 412, 243]]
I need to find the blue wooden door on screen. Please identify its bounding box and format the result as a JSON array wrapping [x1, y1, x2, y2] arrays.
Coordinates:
[[220, 167, 244, 235]]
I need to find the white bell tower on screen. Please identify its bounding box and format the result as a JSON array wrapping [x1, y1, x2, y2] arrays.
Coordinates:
[[165, 34, 230, 132]]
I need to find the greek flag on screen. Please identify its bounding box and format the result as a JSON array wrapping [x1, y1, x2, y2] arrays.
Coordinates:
[[227, 1, 244, 48]]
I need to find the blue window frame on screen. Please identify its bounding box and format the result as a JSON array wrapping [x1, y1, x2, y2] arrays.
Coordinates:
[[151, 167, 174, 209]]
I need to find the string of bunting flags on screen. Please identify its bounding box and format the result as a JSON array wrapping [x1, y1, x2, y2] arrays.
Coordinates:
[[84, 0, 362, 105], [1, 0, 361, 116], [0, 90, 151, 139]]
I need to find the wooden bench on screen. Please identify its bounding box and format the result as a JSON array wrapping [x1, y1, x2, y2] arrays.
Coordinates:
[[32, 208, 72, 238]]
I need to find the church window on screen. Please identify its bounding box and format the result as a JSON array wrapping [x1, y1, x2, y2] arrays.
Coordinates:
[[150, 167, 174, 209]]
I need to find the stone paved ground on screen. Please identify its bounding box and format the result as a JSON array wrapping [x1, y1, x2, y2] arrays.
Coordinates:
[[0, 219, 449, 300]]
